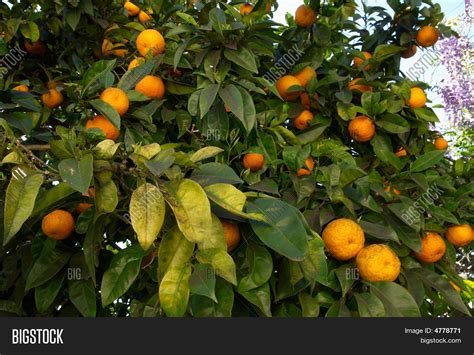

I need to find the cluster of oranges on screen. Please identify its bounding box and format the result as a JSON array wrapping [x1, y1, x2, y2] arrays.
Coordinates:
[[124, 1, 151, 23], [322, 218, 473, 285], [86, 27, 166, 141]]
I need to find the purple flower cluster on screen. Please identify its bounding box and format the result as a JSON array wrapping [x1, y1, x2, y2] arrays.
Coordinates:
[[435, 34, 474, 127]]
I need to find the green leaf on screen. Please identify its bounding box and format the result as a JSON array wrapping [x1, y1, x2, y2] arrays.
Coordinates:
[[219, 84, 244, 121], [191, 146, 223, 162], [20, 21, 40, 41], [204, 183, 268, 222], [191, 162, 243, 186], [411, 268, 470, 316], [100, 246, 144, 307], [66, 7, 81, 31], [354, 292, 385, 317], [58, 154, 93, 194], [410, 150, 445, 173], [189, 264, 217, 302], [369, 281, 421, 317], [238, 244, 273, 292], [247, 198, 309, 261], [158, 226, 195, 279], [199, 84, 220, 119], [69, 279, 96, 317], [299, 236, 328, 284], [298, 292, 320, 317], [130, 183, 165, 250], [224, 47, 258, 73], [35, 272, 65, 314], [236, 87, 256, 134], [26, 239, 71, 290], [89, 99, 121, 129], [159, 264, 192, 317], [81, 60, 116, 95], [95, 180, 117, 214], [190, 278, 234, 317], [196, 248, 237, 285], [31, 182, 76, 217], [238, 283, 272, 317], [118, 58, 157, 91], [359, 220, 399, 242], [3, 168, 43, 244], [165, 179, 213, 244], [376, 114, 410, 133]]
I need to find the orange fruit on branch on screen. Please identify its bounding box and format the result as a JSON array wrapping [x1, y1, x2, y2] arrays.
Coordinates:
[[13, 84, 29, 92], [276, 75, 302, 101], [85, 115, 120, 141], [100, 87, 129, 116], [221, 219, 241, 252], [243, 153, 265, 171], [348, 115, 375, 142], [401, 44, 417, 58], [124, 1, 140, 16], [128, 57, 145, 70], [395, 147, 407, 157], [356, 244, 401, 282], [75, 187, 96, 214], [136, 29, 165, 57], [407, 87, 426, 109], [41, 210, 75, 240], [322, 218, 365, 261], [416, 26, 439, 47], [240, 3, 253, 16], [41, 89, 64, 109], [293, 110, 314, 130], [138, 10, 151, 23], [135, 75, 166, 100], [295, 5, 316, 27], [446, 224, 473, 247], [294, 66, 317, 88], [415, 231, 446, 263], [434, 137, 448, 150], [353, 51, 372, 70], [348, 78, 372, 92], [296, 156, 314, 176], [25, 40, 46, 55]]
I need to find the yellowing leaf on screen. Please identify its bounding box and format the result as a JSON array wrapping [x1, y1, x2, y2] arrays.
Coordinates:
[[130, 183, 165, 250], [190, 146, 224, 162], [158, 226, 195, 279], [196, 248, 237, 285], [159, 264, 192, 317]]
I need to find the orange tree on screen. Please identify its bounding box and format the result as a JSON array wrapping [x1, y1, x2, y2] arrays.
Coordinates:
[[0, 0, 472, 317]]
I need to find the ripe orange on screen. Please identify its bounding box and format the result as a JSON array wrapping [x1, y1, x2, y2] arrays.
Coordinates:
[[293, 110, 314, 130], [221, 219, 241, 252], [85, 115, 120, 141], [240, 3, 253, 16], [75, 187, 96, 213], [100, 87, 129, 116], [354, 51, 372, 70], [135, 75, 166, 99], [322, 218, 365, 261], [356, 244, 401, 282], [13, 84, 29, 92], [136, 29, 165, 57], [295, 5, 316, 28], [25, 40, 46, 55], [416, 26, 439, 47], [446, 224, 473, 247], [41, 89, 64, 109], [348, 78, 372, 92], [401, 44, 417, 58], [348, 116, 375, 142], [296, 156, 314, 176], [41, 210, 75, 240], [434, 137, 448, 150], [124, 1, 140, 16], [415, 232, 446, 263], [128, 57, 145, 70], [243, 153, 265, 171], [46, 80, 59, 89], [300, 92, 311, 109], [395, 147, 407, 157], [408, 87, 426, 109], [138, 10, 151, 23], [276, 75, 302, 101], [294, 66, 317, 88]]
